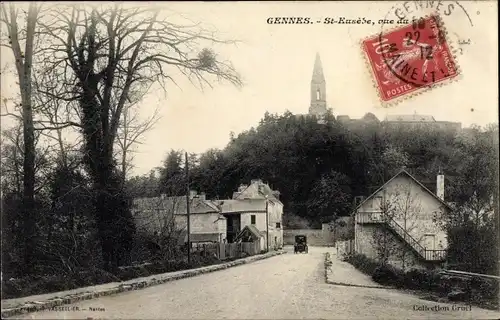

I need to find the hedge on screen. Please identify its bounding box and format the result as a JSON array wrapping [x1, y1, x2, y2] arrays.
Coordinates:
[[2, 254, 221, 300], [345, 253, 499, 309]]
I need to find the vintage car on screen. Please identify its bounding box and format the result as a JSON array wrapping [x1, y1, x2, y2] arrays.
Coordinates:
[[294, 235, 308, 254]]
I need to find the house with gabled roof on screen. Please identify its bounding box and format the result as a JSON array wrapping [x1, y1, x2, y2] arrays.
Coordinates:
[[353, 169, 452, 270], [132, 191, 227, 245], [216, 179, 284, 251]]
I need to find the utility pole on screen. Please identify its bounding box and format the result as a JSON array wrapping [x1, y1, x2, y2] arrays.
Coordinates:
[[265, 196, 269, 252], [185, 152, 191, 264]]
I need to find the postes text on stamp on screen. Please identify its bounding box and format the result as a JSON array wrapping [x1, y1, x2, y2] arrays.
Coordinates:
[[362, 15, 459, 102]]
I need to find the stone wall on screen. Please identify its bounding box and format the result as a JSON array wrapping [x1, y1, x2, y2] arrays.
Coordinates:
[[283, 217, 353, 246], [283, 228, 334, 246], [175, 213, 225, 234], [330, 217, 354, 241]]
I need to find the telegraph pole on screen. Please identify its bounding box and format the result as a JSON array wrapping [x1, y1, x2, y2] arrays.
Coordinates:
[[185, 152, 191, 264], [265, 196, 269, 252]]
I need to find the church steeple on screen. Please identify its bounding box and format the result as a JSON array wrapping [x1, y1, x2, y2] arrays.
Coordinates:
[[312, 53, 325, 83], [309, 52, 327, 117]]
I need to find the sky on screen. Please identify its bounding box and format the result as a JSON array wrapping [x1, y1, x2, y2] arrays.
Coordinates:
[[1, 1, 498, 176]]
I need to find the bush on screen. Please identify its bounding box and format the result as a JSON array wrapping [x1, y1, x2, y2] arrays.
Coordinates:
[[438, 275, 456, 294], [403, 268, 442, 291], [74, 268, 120, 287], [37, 275, 78, 293], [2, 277, 34, 299], [345, 253, 379, 276], [117, 265, 150, 281], [372, 264, 404, 286], [469, 276, 499, 302], [2, 275, 81, 299]]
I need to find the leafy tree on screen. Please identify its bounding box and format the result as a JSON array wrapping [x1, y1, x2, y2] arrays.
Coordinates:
[[158, 150, 185, 196], [126, 169, 161, 198], [306, 170, 352, 224], [440, 125, 499, 275]]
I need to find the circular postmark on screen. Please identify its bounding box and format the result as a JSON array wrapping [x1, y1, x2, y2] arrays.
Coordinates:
[[377, 1, 473, 89]]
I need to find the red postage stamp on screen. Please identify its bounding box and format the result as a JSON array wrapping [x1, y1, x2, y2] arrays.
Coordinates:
[[362, 15, 459, 103]]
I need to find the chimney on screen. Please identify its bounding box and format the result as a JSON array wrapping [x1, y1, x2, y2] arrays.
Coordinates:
[[436, 169, 445, 201], [199, 192, 206, 201], [250, 179, 263, 185], [258, 184, 264, 194]]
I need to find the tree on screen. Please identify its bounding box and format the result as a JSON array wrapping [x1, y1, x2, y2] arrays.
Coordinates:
[[189, 148, 230, 199], [446, 125, 498, 227], [35, 4, 241, 271], [371, 182, 424, 270], [133, 194, 187, 261], [116, 101, 160, 182], [39, 156, 96, 275], [306, 170, 351, 223], [158, 149, 185, 196], [381, 145, 410, 178], [371, 199, 399, 267], [440, 124, 499, 274], [1, 2, 43, 272], [0, 119, 52, 196], [126, 169, 162, 198]]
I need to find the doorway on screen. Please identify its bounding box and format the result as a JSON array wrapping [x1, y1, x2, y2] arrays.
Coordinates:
[[423, 234, 436, 250]]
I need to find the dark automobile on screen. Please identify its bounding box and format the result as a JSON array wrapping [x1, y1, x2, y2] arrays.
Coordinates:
[[294, 235, 308, 254]]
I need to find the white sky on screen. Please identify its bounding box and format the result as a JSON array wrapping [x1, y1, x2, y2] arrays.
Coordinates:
[[1, 1, 498, 176]]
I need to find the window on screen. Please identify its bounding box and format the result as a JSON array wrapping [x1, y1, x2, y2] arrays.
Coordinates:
[[316, 89, 320, 100], [251, 215, 256, 225], [370, 196, 383, 209], [276, 222, 281, 229]]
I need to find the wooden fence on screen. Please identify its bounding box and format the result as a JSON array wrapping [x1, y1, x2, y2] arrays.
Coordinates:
[[191, 241, 261, 261], [440, 269, 500, 280]]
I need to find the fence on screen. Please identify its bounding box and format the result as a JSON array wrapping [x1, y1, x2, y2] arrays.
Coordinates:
[[191, 241, 261, 261], [336, 239, 354, 260], [440, 269, 500, 280]]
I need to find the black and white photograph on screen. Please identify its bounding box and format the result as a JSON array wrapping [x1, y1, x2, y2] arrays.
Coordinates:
[[1, 1, 499, 319]]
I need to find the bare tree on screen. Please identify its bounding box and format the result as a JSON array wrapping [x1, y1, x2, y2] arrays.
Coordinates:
[[371, 182, 423, 270], [0, 2, 43, 271], [133, 194, 188, 261], [371, 200, 399, 266], [34, 4, 241, 271], [1, 120, 53, 195], [116, 99, 161, 182], [31, 69, 84, 170]]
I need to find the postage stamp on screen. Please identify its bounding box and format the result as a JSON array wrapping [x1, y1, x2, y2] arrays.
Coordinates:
[[362, 14, 460, 104]]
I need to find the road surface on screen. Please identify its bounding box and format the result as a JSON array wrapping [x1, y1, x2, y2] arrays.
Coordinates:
[[9, 247, 500, 319]]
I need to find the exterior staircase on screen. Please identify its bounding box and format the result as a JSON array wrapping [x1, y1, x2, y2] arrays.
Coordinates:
[[357, 213, 446, 262]]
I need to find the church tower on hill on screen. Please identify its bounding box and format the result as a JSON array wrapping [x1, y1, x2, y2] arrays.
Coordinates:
[[309, 53, 328, 118]]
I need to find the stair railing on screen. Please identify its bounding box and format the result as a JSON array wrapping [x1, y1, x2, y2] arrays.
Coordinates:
[[383, 216, 426, 259]]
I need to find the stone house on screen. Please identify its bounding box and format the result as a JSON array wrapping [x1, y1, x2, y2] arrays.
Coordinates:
[[132, 191, 227, 245], [217, 179, 284, 251], [353, 169, 452, 270]]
